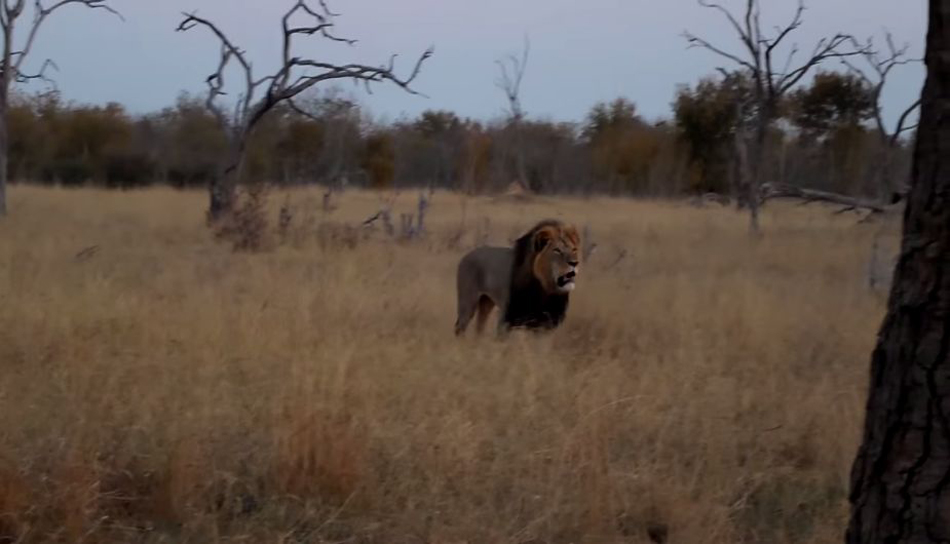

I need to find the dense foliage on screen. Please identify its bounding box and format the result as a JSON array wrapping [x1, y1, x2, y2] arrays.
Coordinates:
[[8, 71, 910, 198]]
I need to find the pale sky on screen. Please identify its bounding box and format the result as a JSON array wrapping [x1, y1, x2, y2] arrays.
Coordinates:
[[24, 0, 926, 127]]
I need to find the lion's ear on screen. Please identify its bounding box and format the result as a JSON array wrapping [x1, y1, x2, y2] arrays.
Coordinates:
[[564, 226, 580, 248], [533, 226, 557, 252]]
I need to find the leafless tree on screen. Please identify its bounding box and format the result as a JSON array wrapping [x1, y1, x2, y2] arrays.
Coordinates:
[[843, 32, 922, 200], [847, 1, 950, 541], [685, 0, 867, 233], [177, 1, 432, 222], [496, 35, 529, 191], [0, 0, 120, 216]]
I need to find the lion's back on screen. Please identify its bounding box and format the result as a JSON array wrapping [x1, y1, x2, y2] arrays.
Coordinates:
[[457, 246, 513, 302]]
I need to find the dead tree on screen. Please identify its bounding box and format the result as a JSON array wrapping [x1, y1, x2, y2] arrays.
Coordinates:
[[496, 36, 529, 192], [843, 32, 922, 200], [177, 1, 432, 222], [847, 1, 950, 541], [685, 0, 867, 233], [0, 0, 120, 216]]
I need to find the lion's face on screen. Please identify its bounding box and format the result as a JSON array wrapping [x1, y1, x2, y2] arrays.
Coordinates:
[[531, 224, 581, 294]]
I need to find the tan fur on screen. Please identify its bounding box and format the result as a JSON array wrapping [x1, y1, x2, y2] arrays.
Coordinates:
[[455, 220, 581, 336]]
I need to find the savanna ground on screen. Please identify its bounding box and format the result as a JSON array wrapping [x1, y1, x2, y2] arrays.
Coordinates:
[[0, 185, 900, 543]]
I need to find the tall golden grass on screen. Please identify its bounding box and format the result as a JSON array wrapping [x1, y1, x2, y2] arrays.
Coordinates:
[[0, 185, 899, 543]]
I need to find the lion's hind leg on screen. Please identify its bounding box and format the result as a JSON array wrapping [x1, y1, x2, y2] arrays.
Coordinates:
[[455, 293, 479, 336], [475, 295, 496, 335]]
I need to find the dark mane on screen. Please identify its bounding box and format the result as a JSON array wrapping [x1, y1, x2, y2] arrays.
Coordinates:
[[503, 220, 571, 331]]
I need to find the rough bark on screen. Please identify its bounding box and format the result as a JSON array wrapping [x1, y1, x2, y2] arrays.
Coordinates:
[[208, 138, 246, 223], [846, 2, 950, 543], [747, 105, 772, 234], [0, 111, 7, 216], [0, 89, 8, 216], [0, 17, 11, 217]]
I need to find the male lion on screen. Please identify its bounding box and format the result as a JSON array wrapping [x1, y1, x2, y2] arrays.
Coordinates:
[[454, 219, 581, 336]]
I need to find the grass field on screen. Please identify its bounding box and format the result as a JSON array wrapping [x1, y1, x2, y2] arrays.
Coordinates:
[[0, 185, 900, 543]]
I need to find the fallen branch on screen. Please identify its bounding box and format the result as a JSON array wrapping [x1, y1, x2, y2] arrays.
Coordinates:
[[761, 183, 888, 214], [690, 192, 731, 208], [362, 210, 383, 226], [75, 245, 100, 262], [604, 249, 628, 271]]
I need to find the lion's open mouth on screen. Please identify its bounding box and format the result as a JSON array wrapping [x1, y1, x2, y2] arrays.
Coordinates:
[[556, 274, 576, 291]]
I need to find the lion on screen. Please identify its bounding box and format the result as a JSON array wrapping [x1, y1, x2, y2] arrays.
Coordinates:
[[454, 219, 581, 336]]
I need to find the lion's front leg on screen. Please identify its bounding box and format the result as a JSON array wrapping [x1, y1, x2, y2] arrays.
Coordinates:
[[495, 307, 511, 339]]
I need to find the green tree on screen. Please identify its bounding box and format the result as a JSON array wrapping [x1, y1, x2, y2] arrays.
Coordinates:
[[164, 94, 228, 187], [584, 98, 662, 194], [788, 71, 875, 136], [362, 132, 395, 190], [674, 72, 754, 194]]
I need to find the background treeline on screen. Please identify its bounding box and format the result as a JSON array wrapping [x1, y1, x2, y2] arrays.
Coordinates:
[[8, 70, 910, 198]]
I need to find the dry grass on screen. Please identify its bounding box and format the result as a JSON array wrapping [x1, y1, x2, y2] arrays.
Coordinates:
[[0, 185, 900, 543]]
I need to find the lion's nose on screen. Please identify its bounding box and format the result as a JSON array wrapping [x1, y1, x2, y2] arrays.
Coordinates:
[[567, 260, 578, 267]]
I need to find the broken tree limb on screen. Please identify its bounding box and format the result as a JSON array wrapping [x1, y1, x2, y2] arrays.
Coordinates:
[[760, 182, 888, 214]]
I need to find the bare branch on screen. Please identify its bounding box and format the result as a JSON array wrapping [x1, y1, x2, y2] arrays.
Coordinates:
[[280, 0, 355, 89], [891, 98, 921, 145], [842, 30, 922, 144], [14, 56, 55, 85], [763, 0, 804, 94], [200, 43, 231, 129], [687, 0, 870, 101], [763, 0, 804, 55], [283, 49, 432, 99], [4, 0, 27, 22], [778, 34, 867, 93], [286, 98, 322, 122], [11, 0, 121, 76], [841, 56, 874, 86], [779, 44, 800, 78], [292, 0, 352, 43], [683, 31, 758, 73], [177, 13, 252, 82], [495, 35, 529, 119], [178, 11, 261, 128], [697, 0, 758, 61]]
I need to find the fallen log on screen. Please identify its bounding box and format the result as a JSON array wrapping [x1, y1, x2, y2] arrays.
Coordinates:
[[760, 183, 888, 214]]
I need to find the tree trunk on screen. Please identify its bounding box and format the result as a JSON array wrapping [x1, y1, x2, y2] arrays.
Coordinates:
[[747, 110, 772, 235], [734, 117, 761, 233], [208, 138, 245, 222], [0, 26, 11, 218], [846, 2, 950, 543], [515, 121, 527, 190], [208, 174, 236, 222], [0, 102, 8, 217]]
